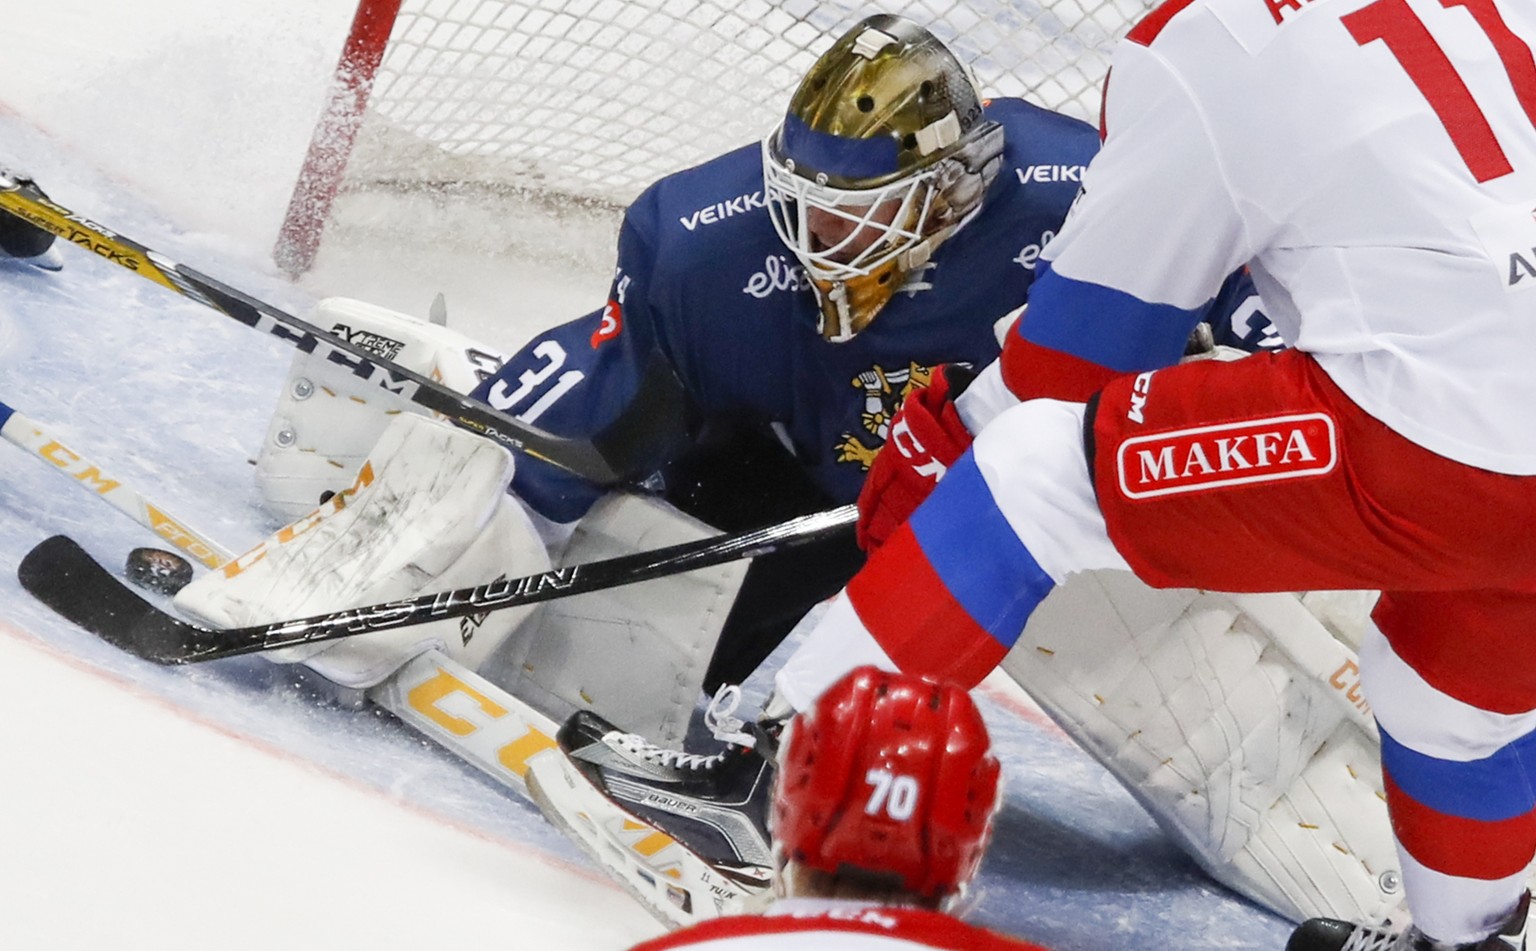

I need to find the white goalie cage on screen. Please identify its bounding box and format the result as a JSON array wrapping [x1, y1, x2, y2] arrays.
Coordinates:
[[276, 0, 1155, 275]]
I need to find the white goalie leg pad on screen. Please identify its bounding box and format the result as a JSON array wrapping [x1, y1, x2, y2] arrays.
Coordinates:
[[1001, 570, 1403, 924], [481, 493, 750, 747], [177, 412, 549, 688], [256, 296, 507, 520], [1299, 589, 1380, 651]]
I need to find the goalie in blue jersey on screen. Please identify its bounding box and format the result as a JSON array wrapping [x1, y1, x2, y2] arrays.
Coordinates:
[[459, 13, 1267, 704], [228, 13, 1203, 717]]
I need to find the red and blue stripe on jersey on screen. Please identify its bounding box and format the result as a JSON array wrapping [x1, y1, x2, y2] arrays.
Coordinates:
[[847, 450, 1055, 687], [1381, 725, 1536, 879], [1001, 260, 1209, 403]]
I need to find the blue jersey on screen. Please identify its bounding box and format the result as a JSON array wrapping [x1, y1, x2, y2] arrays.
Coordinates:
[[474, 98, 1268, 524], [474, 98, 1101, 524]]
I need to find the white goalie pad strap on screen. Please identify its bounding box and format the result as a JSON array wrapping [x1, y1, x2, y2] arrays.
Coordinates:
[[256, 296, 508, 520], [1223, 719, 1404, 925], [482, 493, 750, 747], [1001, 570, 1404, 924], [178, 413, 549, 688]]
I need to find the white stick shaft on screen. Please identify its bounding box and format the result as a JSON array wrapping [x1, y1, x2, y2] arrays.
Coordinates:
[[0, 405, 234, 568]]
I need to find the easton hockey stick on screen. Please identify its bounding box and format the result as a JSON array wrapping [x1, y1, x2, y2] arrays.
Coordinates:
[[18, 504, 856, 665], [0, 170, 685, 484], [0, 410, 755, 929], [0, 398, 231, 569]]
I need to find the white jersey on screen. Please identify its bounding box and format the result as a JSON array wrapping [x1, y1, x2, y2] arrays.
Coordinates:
[[1038, 0, 1536, 473], [627, 899, 1048, 951]]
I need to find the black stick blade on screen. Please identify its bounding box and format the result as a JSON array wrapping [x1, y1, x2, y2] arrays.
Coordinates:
[[17, 535, 216, 665]]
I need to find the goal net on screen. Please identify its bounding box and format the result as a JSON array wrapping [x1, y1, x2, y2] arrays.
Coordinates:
[[276, 0, 1155, 275]]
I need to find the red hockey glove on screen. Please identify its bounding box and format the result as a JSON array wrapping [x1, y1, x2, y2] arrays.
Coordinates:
[[856, 365, 976, 553]]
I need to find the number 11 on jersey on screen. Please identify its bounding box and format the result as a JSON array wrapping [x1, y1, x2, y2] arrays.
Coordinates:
[[1344, 0, 1536, 182]]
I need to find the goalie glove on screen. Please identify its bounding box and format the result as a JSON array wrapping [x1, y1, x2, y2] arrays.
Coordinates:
[[856, 364, 977, 552]]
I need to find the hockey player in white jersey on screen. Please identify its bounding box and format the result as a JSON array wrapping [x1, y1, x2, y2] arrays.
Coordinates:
[[539, 0, 1536, 944], [623, 665, 1051, 951], [669, 0, 1536, 948]]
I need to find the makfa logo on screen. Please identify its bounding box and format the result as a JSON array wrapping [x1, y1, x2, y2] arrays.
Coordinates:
[[743, 253, 811, 299], [1116, 413, 1336, 499], [679, 190, 766, 231]]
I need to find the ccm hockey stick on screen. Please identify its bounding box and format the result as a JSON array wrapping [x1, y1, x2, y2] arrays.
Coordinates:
[[0, 398, 230, 570], [0, 170, 684, 484], [0, 417, 754, 929], [19, 504, 857, 665]]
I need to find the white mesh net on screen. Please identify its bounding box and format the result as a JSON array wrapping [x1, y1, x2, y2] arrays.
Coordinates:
[[346, 0, 1154, 205]]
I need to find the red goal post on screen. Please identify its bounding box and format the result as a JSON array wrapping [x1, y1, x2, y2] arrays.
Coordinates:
[[275, 0, 1154, 275]]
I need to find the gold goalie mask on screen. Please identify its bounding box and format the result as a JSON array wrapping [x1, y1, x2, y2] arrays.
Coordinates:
[[763, 15, 1006, 342]]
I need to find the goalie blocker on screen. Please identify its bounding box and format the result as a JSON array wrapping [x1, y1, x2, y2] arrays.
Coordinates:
[[255, 296, 508, 521]]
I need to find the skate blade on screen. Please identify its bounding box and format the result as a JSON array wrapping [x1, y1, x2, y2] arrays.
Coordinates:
[[525, 754, 770, 928]]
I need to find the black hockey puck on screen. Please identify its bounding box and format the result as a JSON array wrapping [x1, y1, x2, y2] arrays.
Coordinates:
[[125, 547, 194, 596]]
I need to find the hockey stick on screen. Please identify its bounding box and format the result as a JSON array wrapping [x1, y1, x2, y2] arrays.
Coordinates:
[[0, 417, 751, 928], [0, 398, 232, 569], [0, 170, 685, 485], [18, 504, 856, 665], [0, 390, 771, 925]]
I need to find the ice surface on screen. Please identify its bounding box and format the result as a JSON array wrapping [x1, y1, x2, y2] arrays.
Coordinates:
[[0, 3, 1291, 949]]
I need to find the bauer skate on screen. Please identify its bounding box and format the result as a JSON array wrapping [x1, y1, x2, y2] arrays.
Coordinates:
[[524, 686, 776, 927], [557, 685, 777, 868], [1289, 891, 1530, 951]]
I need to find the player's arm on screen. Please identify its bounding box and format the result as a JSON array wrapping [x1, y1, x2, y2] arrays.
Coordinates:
[[999, 38, 1256, 406], [859, 41, 1258, 550], [473, 192, 692, 528], [950, 40, 1266, 435]]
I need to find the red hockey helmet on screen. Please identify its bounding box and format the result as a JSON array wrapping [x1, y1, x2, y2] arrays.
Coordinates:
[[772, 665, 1001, 900]]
